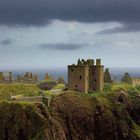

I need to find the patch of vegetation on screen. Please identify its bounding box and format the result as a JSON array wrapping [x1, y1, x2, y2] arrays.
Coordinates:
[[37, 80, 57, 90], [132, 121, 140, 138], [121, 72, 132, 84], [103, 83, 112, 92], [104, 68, 112, 83], [89, 83, 133, 97], [53, 84, 65, 90], [0, 83, 40, 100], [128, 85, 140, 96], [111, 83, 132, 91], [44, 90, 54, 96], [57, 77, 65, 84]]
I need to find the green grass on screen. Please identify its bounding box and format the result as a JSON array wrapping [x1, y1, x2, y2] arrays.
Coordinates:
[[132, 121, 140, 138], [111, 82, 132, 91], [89, 82, 137, 97], [44, 90, 54, 96], [52, 84, 65, 90], [0, 82, 140, 102], [88, 82, 140, 110], [0, 83, 40, 100], [0, 83, 65, 101]]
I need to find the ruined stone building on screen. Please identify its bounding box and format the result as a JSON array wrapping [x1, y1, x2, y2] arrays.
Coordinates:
[[0, 72, 13, 83], [68, 59, 104, 93], [16, 72, 39, 83]]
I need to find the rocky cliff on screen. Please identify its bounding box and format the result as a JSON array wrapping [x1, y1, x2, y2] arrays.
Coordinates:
[[0, 90, 140, 140]]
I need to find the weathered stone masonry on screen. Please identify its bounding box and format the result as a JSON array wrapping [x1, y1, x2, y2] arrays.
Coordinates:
[[68, 59, 104, 93]]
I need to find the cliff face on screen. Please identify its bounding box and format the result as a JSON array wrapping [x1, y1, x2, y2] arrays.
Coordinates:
[[0, 102, 65, 140], [50, 92, 140, 140], [0, 91, 140, 140]]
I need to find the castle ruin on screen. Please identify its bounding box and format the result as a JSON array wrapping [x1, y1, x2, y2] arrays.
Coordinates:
[[68, 59, 104, 93], [0, 72, 13, 83]]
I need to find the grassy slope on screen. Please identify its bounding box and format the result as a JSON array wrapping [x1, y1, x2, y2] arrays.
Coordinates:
[[53, 84, 65, 90], [0, 83, 40, 100], [0, 83, 65, 100]]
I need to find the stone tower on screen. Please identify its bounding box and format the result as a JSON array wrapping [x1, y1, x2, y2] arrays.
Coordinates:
[[68, 58, 104, 93], [89, 59, 104, 92], [9, 72, 13, 82], [68, 65, 89, 93]]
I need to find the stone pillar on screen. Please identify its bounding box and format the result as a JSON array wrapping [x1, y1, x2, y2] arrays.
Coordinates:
[[17, 75, 21, 82], [30, 73, 33, 79], [34, 74, 38, 82], [9, 72, 13, 82], [96, 59, 101, 66], [0, 72, 4, 82]]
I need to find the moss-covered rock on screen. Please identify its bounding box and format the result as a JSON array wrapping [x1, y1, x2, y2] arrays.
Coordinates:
[[0, 101, 66, 140]]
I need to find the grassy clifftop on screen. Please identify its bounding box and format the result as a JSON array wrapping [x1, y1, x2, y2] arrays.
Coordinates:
[[50, 91, 140, 140], [0, 90, 140, 140]]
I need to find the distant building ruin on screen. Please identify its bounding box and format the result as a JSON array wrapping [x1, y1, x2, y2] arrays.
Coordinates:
[[68, 59, 104, 93], [44, 73, 53, 80], [16, 72, 39, 83], [0, 72, 13, 83]]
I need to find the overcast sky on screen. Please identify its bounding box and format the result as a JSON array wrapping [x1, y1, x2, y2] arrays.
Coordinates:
[[0, 0, 140, 69]]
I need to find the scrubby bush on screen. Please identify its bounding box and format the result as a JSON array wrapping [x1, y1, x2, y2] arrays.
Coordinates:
[[57, 77, 65, 84], [128, 85, 140, 96], [53, 84, 65, 90], [104, 68, 112, 83], [111, 83, 132, 91], [37, 80, 57, 90], [103, 83, 112, 92], [121, 73, 132, 84]]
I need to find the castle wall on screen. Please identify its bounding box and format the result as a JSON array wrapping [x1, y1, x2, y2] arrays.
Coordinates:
[[89, 66, 104, 91], [68, 66, 89, 93], [68, 59, 104, 93], [11, 96, 52, 108]]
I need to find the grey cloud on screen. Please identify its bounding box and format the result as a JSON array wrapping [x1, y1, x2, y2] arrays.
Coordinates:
[[40, 43, 88, 50], [0, 0, 140, 30], [97, 23, 140, 34], [1, 38, 13, 45]]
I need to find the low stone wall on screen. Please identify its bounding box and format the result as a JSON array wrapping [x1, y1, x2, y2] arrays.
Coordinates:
[[11, 96, 52, 108]]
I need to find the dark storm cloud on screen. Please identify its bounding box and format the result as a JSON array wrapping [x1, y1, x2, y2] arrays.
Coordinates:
[[0, 0, 140, 25], [1, 38, 13, 45], [40, 43, 88, 50]]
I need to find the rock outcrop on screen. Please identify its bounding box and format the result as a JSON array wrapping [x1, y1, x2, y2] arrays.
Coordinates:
[[0, 91, 140, 140]]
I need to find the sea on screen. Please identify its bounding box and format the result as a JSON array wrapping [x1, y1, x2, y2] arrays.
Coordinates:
[[1, 67, 140, 82]]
